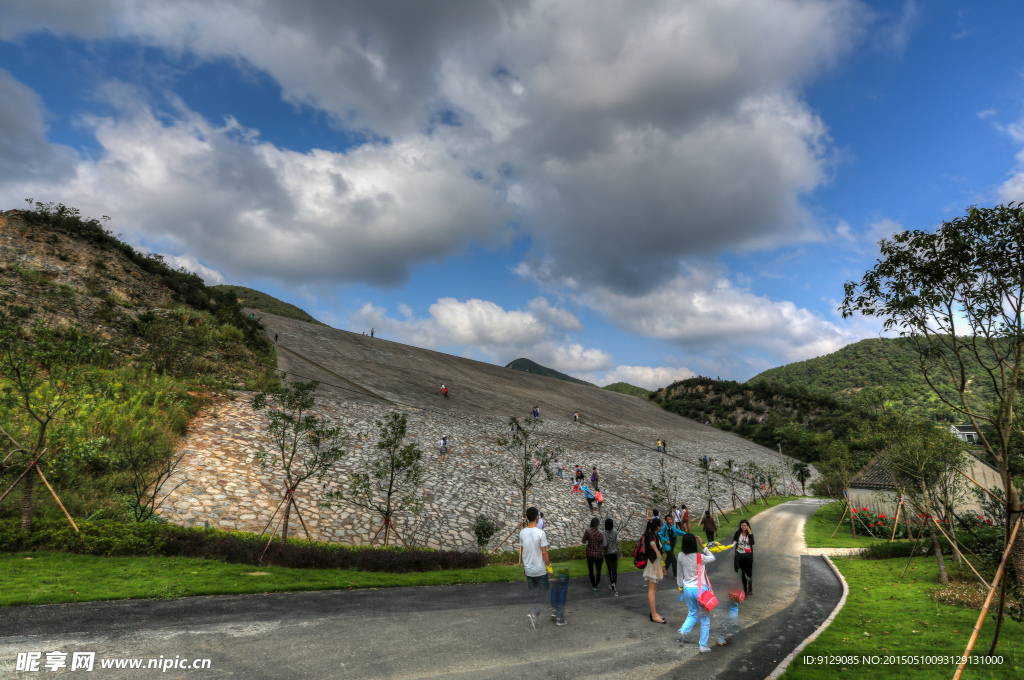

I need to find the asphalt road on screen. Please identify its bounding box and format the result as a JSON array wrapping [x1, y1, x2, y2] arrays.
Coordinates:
[[0, 498, 840, 679]]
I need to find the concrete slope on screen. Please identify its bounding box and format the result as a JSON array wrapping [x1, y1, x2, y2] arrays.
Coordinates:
[[257, 310, 706, 431]]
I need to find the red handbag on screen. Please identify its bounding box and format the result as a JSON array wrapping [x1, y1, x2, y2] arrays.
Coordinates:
[[697, 554, 718, 611]]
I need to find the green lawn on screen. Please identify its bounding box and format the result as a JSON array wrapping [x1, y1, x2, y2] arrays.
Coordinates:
[[780, 557, 1022, 680], [804, 500, 912, 548], [0, 495, 799, 607], [0, 551, 638, 607]]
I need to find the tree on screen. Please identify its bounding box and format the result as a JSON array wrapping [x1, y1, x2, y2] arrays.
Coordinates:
[[878, 415, 967, 584], [0, 318, 98, 529], [328, 411, 422, 547], [250, 379, 348, 540], [113, 422, 186, 523], [842, 202, 1024, 587], [648, 456, 679, 510], [473, 514, 497, 551], [793, 461, 811, 496], [494, 416, 559, 522]]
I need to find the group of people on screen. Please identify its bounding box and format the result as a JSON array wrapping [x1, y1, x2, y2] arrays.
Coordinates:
[[519, 503, 756, 653], [656, 437, 669, 453], [640, 514, 754, 651]]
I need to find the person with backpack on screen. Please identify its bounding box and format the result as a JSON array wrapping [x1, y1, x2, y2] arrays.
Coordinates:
[[441, 384, 449, 399], [701, 510, 718, 543], [590, 466, 599, 487], [603, 517, 619, 596], [658, 514, 679, 579], [733, 519, 755, 595], [641, 517, 667, 623], [583, 485, 596, 511], [574, 466, 584, 484], [583, 517, 605, 593], [677, 532, 715, 652]]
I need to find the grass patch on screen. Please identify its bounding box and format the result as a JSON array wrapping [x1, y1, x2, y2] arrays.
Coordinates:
[[0, 551, 639, 607], [804, 500, 911, 548], [779, 557, 1022, 680]]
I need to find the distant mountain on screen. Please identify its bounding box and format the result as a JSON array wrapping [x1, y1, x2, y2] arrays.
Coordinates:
[[602, 382, 651, 398], [748, 336, 997, 420], [213, 285, 326, 326], [505, 358, 596, 386]]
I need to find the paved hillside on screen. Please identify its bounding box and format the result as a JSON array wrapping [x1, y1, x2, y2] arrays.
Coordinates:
[[258, 311, 701, 430], [159, 311, 813, 551]]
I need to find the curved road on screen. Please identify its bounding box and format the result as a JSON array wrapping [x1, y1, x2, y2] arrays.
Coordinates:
[[0, 499, 840, 679]]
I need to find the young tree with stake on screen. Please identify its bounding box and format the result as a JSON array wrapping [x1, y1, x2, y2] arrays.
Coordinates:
[[327, 411, 423, 547], [494, 416, 560, 522], [250, 379, 347, 540]]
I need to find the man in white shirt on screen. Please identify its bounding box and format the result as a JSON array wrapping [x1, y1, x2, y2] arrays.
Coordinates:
[[519, 507, 551, 628]]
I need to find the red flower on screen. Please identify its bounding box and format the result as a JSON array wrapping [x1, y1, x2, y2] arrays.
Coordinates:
[[920, 514, 926, 519], [879, 514, 887, 519], [870, 523, 876, 528], [861, 507, 869, 512], [978, 515, 984, 520], [851, 509, 857, 513], [986, 519, 993, 525]]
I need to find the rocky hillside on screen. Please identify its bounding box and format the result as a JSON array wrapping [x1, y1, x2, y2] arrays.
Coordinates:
[[0, 206, 272, 386], [505, 357, 595, 386]]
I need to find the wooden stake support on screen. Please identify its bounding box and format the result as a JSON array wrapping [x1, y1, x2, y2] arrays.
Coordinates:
[[830, 502, 850, 539], [952, 511, 1023, 680], [491, 519, 526, 555], [35, 466, 78, 533], [889, 500, 903, 542]]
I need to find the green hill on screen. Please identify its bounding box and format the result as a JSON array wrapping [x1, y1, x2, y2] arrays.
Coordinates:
[[505, 358, 595, 386], [748, 337, 998, 420], [213, 285, 326, 326], [649, 377, 878, 464], [602, 382, 651, 398]]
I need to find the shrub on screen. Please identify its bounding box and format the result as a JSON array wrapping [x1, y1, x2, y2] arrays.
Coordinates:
[[861, 539, 953, 560], [473, 515, 496, 550], [0, 520, 488, 573]]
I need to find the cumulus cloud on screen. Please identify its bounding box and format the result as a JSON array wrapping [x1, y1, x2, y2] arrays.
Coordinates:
[[997, 116, 1024, 203], [0, 68, 77, 184], [0, 87, 505, 286], [351, 296, 611, 374], [559, 265, 859, 365], [161, 254, 225, 285], [599, 365, 696, 391], [0, 0, 866, 293]]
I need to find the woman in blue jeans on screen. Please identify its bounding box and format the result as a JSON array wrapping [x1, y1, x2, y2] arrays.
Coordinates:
[[676, 532, 715, 652]]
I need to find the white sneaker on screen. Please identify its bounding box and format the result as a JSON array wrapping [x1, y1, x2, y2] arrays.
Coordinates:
[[699, 646, 712, 653], [556, 619, 568, 626]]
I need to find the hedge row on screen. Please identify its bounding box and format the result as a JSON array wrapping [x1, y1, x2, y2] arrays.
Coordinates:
[[0, 521, 486, 573], [490, 539, 636, 565]]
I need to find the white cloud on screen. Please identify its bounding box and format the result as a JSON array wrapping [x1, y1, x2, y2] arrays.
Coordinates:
[[0, 68, 77, 183], [0, 0, 866, 293], [351, 296, 611, 374], [161, 254, 225, 285], [0, 88, 505, 286], [997, 116, 1024, 203], [599, 365, 696, 391], [560, 265, 860, 365], [866, 218, 904, 244]]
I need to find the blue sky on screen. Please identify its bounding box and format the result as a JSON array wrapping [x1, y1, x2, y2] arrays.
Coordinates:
[[2, 1, 1024, 388]]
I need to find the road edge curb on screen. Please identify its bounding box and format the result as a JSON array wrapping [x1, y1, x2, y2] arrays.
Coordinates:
[[765, 554, 850, 679]]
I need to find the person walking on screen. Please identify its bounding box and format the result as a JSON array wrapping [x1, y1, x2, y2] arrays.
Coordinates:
[[574, 466, 584, 484], [657, 439, 663, 453], [701, 510, 717, 543], [582, 517, 605, 593], [519, 507, 551, 629], [273, 333, 278, 343], [537, 512, 545, 531], [555, 460, 564, 480], [677, 532, 715, 652], [441, 384, 449, 399], [583, 485, 596, 511], [573, 410, 580, 423], [680, 503, 691, 532], [594, 487, 604, 513], [671, 505, 682, 525], [733, 519, 755, 595], [590, 466, 599, 487], [643, 518, 667, 623], [533, 406, 540, 419], [603, 517, 619, 596], [370, 328, 375, 338], [658, 513, 679, 579], [439, 436, 448, 463]]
